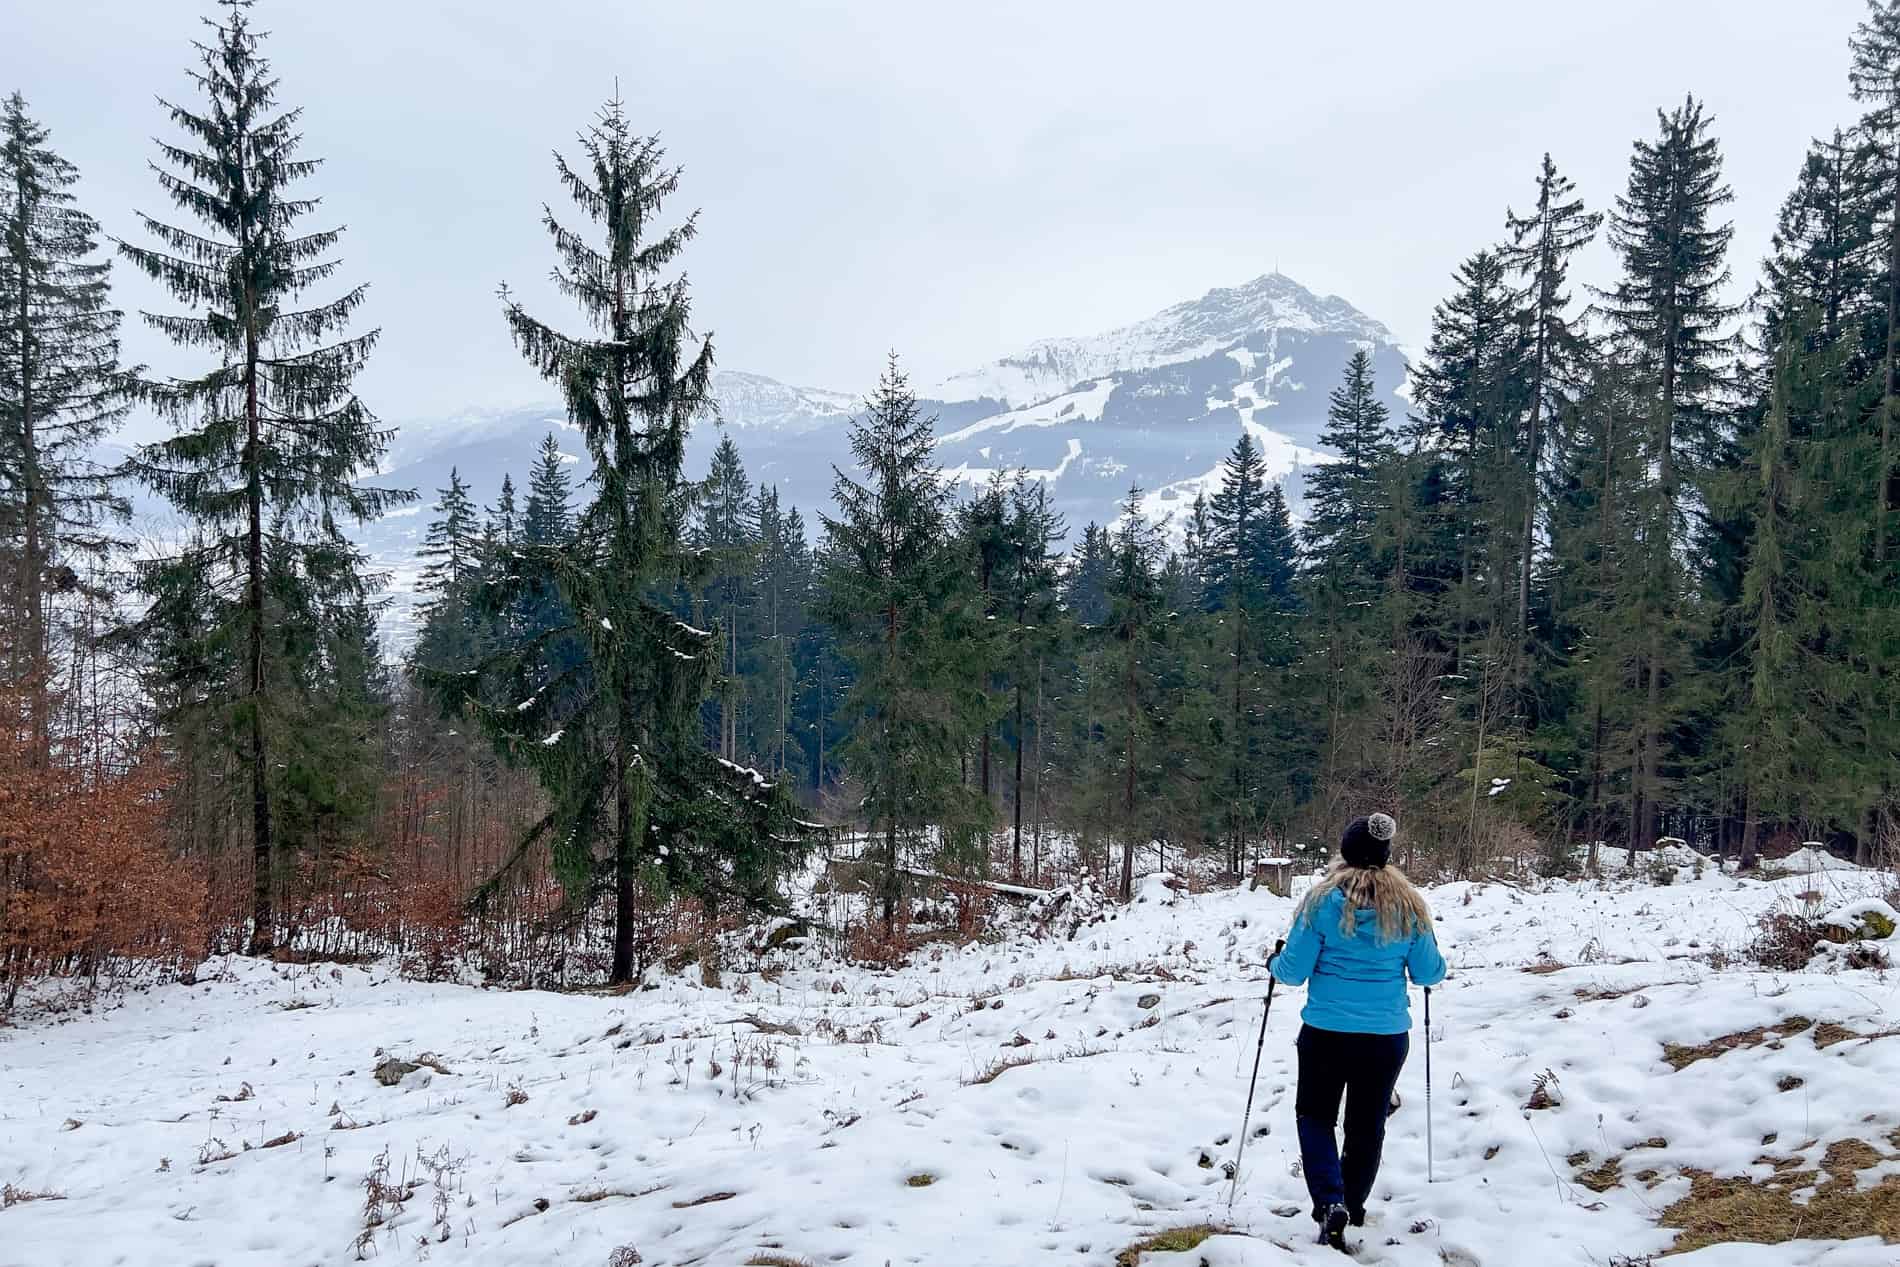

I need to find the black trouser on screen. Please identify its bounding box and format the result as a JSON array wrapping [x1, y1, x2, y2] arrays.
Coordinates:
[[1294, 1023, 1410, 1221]]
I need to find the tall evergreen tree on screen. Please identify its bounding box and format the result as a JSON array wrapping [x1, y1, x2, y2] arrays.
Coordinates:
[[475, 97, 811, 983], [1597, 96, 1737, 848], [118, 2, 411, 954], [699, 434, 755, 761], [1102, 489, 1169, 900], [820, 354, 988, 931], [1850, 0, 1900, 562], [487, 473, 519, 551], [998, 476, 1064, 881], [1206, 432, 1270, 871], [413, 468, 484, 684], [1303, 352, 1397, 813], [523, 432, 574, 546], [1501, 154, 1600, 669], [0, 92, 130, 763]]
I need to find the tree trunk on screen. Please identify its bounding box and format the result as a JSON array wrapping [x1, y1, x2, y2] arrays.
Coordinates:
[[610, 716, 636, 984], [1011, 680, 1024, 882], [1031, 656, 1045, 887], [1120, 645, 1137, 902], [1882, 146, 1900, 564], [1739, 782, 1760, 873], [243, 312, 275, 957]]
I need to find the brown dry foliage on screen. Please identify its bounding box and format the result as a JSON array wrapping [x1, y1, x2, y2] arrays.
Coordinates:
[[1, 695, 209, 1005], [1662, 1137, 1900, 1252]]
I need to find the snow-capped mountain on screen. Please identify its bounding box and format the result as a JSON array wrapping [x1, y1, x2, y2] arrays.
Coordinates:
[[318, 270, 1410, 644], [933, 271, 1399, 410], [924, 271, 1410, 542]]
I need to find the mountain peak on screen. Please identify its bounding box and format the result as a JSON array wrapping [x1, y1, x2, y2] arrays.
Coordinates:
[[934, 270, 1395, 408]]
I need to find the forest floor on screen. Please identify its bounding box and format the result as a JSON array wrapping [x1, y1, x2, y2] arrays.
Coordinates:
[[2, 856, 1898, 1267]]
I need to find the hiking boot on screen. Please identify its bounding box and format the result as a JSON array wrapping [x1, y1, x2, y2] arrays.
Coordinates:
[[1319, 1203, 1350, 1251]]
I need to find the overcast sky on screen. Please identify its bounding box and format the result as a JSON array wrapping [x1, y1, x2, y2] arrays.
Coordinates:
[[10, 0, 1874, 441]]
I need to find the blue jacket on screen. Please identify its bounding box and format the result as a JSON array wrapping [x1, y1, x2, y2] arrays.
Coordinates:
[[1268, 887, 1446, 1035]]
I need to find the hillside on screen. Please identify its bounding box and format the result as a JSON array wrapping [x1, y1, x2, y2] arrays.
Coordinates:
[[4, 859, 1896, 1266]]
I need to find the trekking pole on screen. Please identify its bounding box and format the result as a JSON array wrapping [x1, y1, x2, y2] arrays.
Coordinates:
[[1227, 938, 1285, 1210], [1424, 986, 1435, 1184]]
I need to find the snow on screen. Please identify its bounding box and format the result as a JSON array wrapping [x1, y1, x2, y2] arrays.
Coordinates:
[[939, 379, 1119, 446], [943, 437, 1086, 490], [3, 864, 1898, 1266], [599, 618, 613, 632], [934, 272, 1399, 407], [1776, 846, 1863, 874], [539, 729, 563, 746]]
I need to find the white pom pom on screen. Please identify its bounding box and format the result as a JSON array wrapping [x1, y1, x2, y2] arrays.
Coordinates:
[[1368, 812, 1397, 842]]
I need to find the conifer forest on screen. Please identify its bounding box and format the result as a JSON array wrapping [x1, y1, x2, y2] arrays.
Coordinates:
[[4, 0, 1900, 995]]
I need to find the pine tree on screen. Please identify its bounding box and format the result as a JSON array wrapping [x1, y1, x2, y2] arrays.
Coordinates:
[[118, 2, 412, 954], [1501, 154, 1600, 668], [820, 353, 988, 931], [0, 92, 131, 763], [1303, 352, 1397, 813], [748, 482, 812, 782], [1850, 0, 1900, 562], [1206, 432, 1270, 871], [523, 432, 574, 546], [700, 434, 755, 762], [475, 96, 811, 983], [1103, 488, 1169, 900], [1304, 350, 1397, 579], [960, 475, 1014, 804], [1597, 95, 1737, 849], [413, 468, 485, 688], [1063, 522, 1113, 627], [1759, 131, 1879, 362], [488, 474, 519, 551], [418, 468, 480, 609], [998, 476, 1064, 881], [1546, 356, 1648, 865]]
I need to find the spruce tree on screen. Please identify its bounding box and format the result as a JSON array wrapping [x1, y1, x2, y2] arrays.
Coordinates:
[[1103, 488, 1169, 900], [118, 2, 411, 954], [1304, 350, 1396, 579], [1759, 131, 1879, 361], [488, 473, 519, 551], [1206, 432, 1270, 872], [1501, 154, 1600, 663], [1850, 0, 1900, 561], [1303, 352, 1397, 812], [476, 96, 811, 983], [1597, 96, 1737, 849], [700, 434, 756, 762], [523, 432, 574, 546], [999, 476, 1064, 881], [0, 92, 131, 762], [413, 468, 484, 685], [820, 354, 988, 931], [418, 468, 480, 609]]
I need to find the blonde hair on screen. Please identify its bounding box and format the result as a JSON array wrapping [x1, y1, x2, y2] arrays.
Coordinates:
[[1297, 861, 1433, 943]]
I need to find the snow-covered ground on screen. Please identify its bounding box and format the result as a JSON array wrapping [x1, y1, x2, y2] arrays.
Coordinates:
[[3, 863, 1897, 1267]]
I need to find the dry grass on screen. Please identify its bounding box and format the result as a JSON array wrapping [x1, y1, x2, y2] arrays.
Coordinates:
[[1661, 1137, 1900, 1253], [1568, 1152, 1624, 1193], [671, 1191, 737, 1209], [904, 1173, 936, 1188], [1114, 1223, 1227, 1266], [1, 1183, 66, 1209], [1662, 1017, 1811, 1071], [745, 1256, 813, 1267], [964, 1051, 1038, 1085]]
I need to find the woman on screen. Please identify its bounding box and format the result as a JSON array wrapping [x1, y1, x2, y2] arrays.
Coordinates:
[[1268, 812, 1445, 1251]]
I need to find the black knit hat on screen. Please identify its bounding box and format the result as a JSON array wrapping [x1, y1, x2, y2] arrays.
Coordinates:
[[1340, 812, 1397, 869]]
